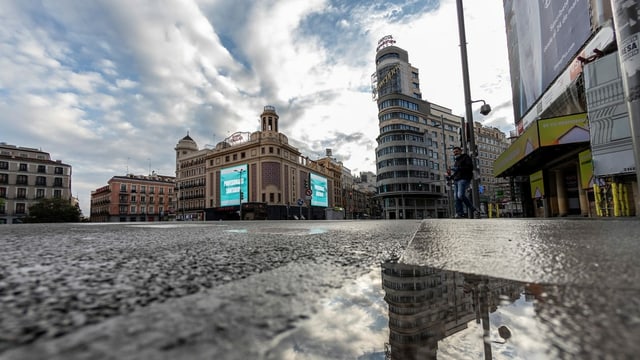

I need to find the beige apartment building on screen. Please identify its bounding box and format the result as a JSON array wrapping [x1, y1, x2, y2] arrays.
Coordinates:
[[0, 143, 73, 224], [176, 106, 337, 220]]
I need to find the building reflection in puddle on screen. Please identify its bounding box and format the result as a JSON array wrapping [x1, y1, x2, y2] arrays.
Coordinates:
[[381, 259, 548, 359], [266, 259, 636, 359]]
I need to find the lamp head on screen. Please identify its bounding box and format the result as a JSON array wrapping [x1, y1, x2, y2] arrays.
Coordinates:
[[480, 103, 492, 116]]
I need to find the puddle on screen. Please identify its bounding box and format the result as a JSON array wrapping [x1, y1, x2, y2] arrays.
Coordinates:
[[265, 269, 389, 359], [266, 260, 639, 359], [224, 227, 328, 235]]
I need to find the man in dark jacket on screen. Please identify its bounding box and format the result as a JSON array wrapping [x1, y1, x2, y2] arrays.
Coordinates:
[[449, 146, 480, 218]]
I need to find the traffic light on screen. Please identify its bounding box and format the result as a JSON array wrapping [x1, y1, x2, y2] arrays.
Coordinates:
[[240, 191, 244, 200], [304, 179, 308, 189]]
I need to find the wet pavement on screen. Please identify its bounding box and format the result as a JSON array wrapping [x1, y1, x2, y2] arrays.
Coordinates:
[[1, 219, 639, 359]]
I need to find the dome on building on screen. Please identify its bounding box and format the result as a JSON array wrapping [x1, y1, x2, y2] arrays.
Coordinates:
[[175, 132, 198, 151]]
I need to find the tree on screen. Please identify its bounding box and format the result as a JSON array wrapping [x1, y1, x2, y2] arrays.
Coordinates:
[[25, 197, 82, 223]]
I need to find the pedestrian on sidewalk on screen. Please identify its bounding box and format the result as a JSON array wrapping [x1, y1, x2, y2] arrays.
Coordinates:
[[449, 146, 480, 218]]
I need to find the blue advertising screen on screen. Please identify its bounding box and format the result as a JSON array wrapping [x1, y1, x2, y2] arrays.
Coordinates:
[[309, 173, 328, 207], [220, 164, 248, 206]]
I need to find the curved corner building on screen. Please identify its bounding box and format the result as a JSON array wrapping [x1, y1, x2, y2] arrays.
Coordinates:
[[373, 37, 462, 219]]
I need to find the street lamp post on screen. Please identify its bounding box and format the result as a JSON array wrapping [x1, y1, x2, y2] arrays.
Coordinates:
[[456, 0, 491, 218], [234, 168, 245, 220]]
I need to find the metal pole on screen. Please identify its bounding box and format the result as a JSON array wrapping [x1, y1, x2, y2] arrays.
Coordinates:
[[237, 169, 244, 220], [611, 0, 640, 217], [456, 0, 480, 216]]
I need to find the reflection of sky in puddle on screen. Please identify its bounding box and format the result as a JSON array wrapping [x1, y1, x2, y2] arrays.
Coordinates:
[[268, 261, 634, 359], [265, 265, 549, 359], [223, 228, 328, 235], [127, 224, 227, 229], [437, 294, 548, 360], [377, 261, 638, 359], [266, 269, 389, 359], [308, 228, 327, 235], [379, 261, 555, 359]]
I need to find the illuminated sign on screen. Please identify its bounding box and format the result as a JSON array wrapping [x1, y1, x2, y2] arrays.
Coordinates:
[[376, 35, 396, 52], [309, 173, 329, 207], [220, 164, 248, 206], [224, 132, 250, 146]]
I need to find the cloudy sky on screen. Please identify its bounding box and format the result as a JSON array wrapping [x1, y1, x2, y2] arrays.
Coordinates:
[[0, 0, 513, 216]]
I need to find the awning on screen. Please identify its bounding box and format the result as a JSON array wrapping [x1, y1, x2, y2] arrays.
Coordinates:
[[495, 113, 590, 177]]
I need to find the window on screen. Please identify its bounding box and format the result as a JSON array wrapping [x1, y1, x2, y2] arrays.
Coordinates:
[[130, 195, 137, 203], [54, 190, 61, 198], [149, 205, 154, 214], [36, 176, 46, 186], [0, 187, 6, 198], [241, 152, 246, 159], [54, 167, 63, 174], [269, 193, 274, 202], [17, 188, 26, 199], [17, 175, 28, 185], [131, 185, 137, 193], [37, 165, 46, 173], [0, 174, 7, 184], [159, 197, 164, 204], [120, 184, 127, 192], [149, 186, 155, 194], [149, 196, 154, 204], [225, 155, 230, 162], [140, 186, 146, 194], [233, 154, 237, 160], [269, 147, 274, 154], [159, 187, 164, 195], [0, 161, 8, 170], [36, 189, 45, 198], [141, 206, 146, 214], [19, 163, 27, 171], [53, 178, 63, 187], [141, 196, 146, 203], [16, 203, 26, 214], [130, 205, 137, 214]]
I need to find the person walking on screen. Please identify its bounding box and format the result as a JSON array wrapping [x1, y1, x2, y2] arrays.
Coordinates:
[[449, 146, 480, 218]]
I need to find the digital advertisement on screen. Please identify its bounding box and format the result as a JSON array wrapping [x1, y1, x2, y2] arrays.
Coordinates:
[[309, 173, 329, 207], [220, 164, 248, 206]]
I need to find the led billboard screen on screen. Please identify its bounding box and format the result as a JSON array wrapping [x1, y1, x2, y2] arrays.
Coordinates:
[[309, 173, 329, 207], [220, 164, 248, 206]]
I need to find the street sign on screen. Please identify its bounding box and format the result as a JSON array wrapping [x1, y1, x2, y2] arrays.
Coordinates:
[[305, 188, 312, 196], [297, 199, 304, 206]]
